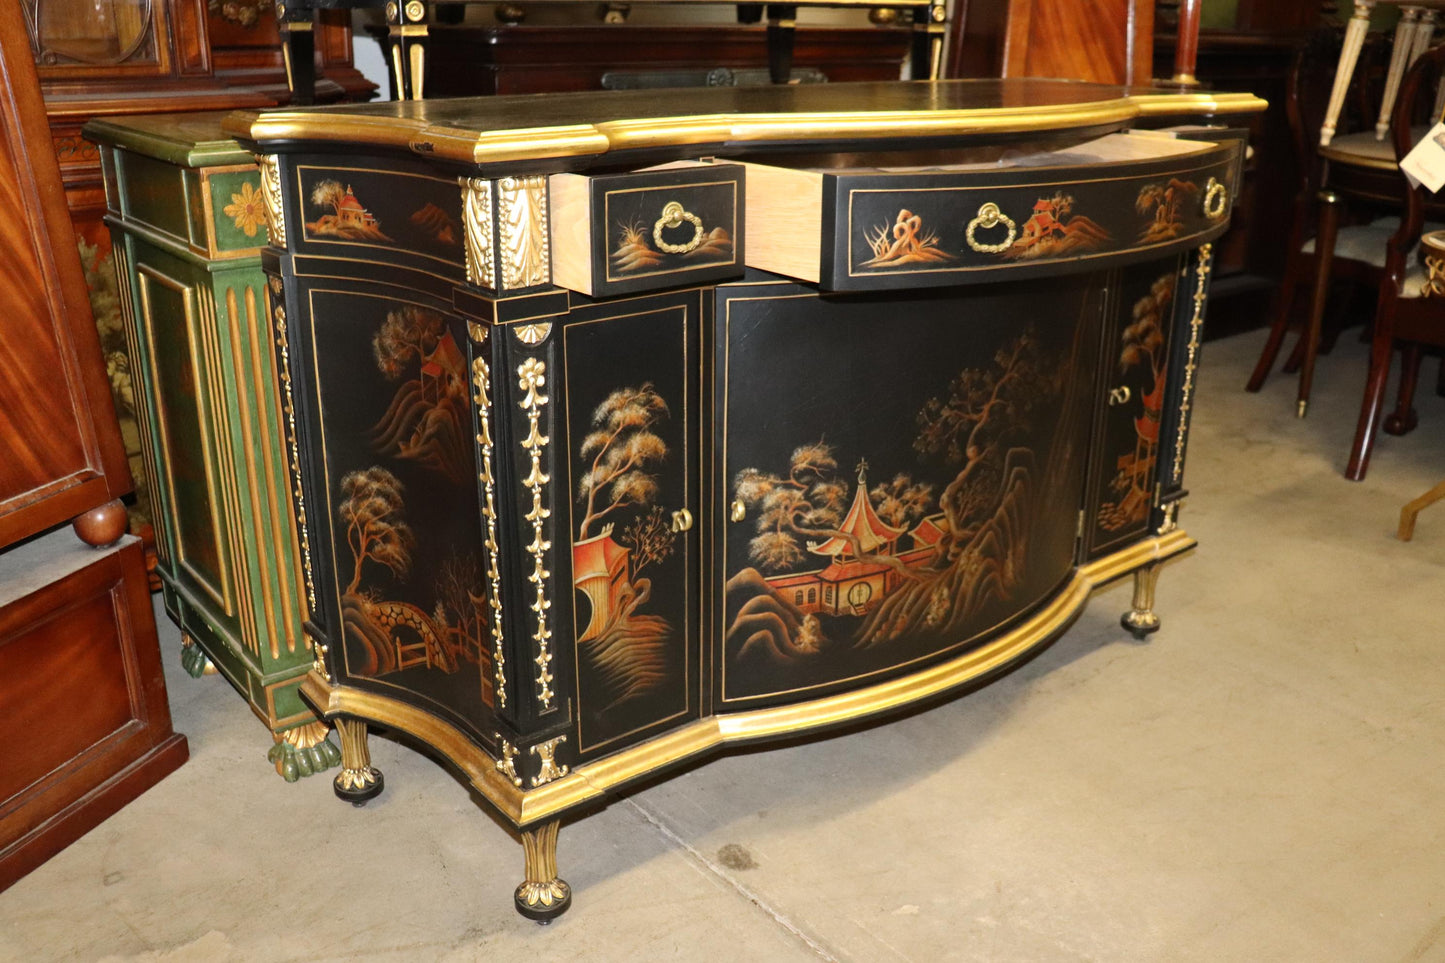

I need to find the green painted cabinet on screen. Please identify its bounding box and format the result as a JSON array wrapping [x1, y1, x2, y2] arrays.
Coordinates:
[[86, 112, 340, 781]]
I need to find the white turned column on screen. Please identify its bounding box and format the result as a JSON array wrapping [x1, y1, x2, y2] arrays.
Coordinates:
[[1324, 0, 1377, 147], [1378, 6, 1422, 138]]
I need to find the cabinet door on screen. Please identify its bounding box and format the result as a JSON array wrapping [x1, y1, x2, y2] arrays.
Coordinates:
[[555, 290, 702, 762], [279, 272, 500, 749], [1084, 256, 1182, 559], [715, 277, 1105, 710]]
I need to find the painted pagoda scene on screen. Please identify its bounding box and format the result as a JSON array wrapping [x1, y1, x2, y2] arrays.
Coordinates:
[[724, 323, 1083, 697]]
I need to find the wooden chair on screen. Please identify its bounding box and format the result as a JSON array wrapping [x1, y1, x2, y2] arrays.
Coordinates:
[[1246, 29, 1399, 414], [1347, 42, 1445, 479]]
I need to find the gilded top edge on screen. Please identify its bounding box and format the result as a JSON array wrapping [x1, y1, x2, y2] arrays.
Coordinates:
[[227, 92, 1268, 170]]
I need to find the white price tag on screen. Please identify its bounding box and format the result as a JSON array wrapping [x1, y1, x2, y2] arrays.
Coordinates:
[[1400, 121, 1445, 192]]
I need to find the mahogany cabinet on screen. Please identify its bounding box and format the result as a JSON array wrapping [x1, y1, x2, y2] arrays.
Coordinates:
[[29, 0, 373, 563], [227, 78, 1264, 920], [0, 0, 187, 892]]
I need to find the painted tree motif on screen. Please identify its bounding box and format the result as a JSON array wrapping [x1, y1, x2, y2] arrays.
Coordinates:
[[571, 384, 678, 711], [576, 384, 670, 540], [339, 467, 414, 595], [370, 306, 471, 483], [870, 473, 934, 529], [1098, 274, 1172, 532], [1136, 179, 1199, 244]]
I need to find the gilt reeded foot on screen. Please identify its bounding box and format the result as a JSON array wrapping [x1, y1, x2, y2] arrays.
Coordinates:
[[333, 717, 384, 804], [1121, 563, 1163, 640], [515, 821, 571, 922]]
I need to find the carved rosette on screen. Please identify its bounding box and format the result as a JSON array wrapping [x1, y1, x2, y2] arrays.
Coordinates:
[[496, 176, 550, 291], [256, 154, 287, 248], [472, 352, 508, 710], [462, 177, 497, 289], [1172, 244, 1211, 484], [517, 358, 555, 711]]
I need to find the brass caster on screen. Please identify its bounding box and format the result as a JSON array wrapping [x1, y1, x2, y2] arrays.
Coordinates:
[[1296, 399, 1308, 418], [1120, 609, 1161, 640]]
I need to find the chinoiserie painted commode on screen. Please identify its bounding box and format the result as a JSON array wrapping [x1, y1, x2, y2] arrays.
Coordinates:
[[225, 80, 1265, 920], [84, 113, 342, 782]]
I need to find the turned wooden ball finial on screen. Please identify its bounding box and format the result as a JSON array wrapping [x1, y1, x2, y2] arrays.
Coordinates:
[[73, 499, 128, 548]]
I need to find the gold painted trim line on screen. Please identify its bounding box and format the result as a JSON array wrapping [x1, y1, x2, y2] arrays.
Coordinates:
[[227, 93, 1268, 169], [301, 529, 1195, 827]]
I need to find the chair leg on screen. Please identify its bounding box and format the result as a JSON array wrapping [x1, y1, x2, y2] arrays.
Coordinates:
[[1298, 192, 1342, 417], [1399, 477, 1445, 540], [1345, 286, 1401, 482], [1248, 191, 1314, 392], [1436, 355, 1445, 397], [1384, 344, 1422, 435]]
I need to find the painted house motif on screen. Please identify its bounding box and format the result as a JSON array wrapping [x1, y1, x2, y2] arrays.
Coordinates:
[[761, 463, 944, 617], [573, 525, 631, 642]]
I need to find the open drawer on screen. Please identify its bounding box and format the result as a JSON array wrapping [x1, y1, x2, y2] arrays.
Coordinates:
[[738, 131, 1242, 291], [550, 162, 744, 297]]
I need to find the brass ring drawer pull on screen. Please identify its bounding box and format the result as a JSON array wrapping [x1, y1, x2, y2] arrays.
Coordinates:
[[654, 201, 705, 254], [965, 202, 1017, 254], [671, 507, 694, 532], [1109, 385, 1131, 406], [1203, 177, 1229, 219]]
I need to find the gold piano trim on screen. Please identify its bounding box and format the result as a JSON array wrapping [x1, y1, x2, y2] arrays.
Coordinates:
[[301, 528, 1196, 829]]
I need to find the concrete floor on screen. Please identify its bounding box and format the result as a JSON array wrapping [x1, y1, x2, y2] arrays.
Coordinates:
[[4, 326, 1445, 962]]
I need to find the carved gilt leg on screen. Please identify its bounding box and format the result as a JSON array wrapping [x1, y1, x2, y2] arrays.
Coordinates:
[[515, 821, 571, 923], [333, 716, 384, 805], [268, 718, 343, 782], [1120, 562, 1163, 640], [179, 632, 217, 678]]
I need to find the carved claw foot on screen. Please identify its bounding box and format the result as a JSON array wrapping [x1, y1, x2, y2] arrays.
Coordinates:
[[333, 717, 384, 805], [1120, 563, 1163, 640], [268, 720, 343, 782], [515, 821, 571, 923], [179, 633, 217, 678]]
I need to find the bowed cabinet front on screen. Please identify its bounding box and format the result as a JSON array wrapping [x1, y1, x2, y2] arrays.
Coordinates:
[[232, 78, 1262, 920]]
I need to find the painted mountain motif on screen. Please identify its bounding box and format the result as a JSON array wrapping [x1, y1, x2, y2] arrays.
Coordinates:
[[1005, 192, 1111, 260], [1136, 179, 1199, 244], [306, 180, 392, 241]]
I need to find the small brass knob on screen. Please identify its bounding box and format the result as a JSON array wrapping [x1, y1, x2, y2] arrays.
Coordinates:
[[671, 508, 694, 532], [730, 500, 746, 522]]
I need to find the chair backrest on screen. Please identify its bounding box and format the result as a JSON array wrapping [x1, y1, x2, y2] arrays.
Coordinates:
[[1385, 41, 1445, 285], [1286, 27, 1391, 196]]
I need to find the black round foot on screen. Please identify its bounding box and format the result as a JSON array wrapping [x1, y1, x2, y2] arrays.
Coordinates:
[[334, 769, 384, 805], [514, 881, 571, 922], [1121, 611, 1160, 640], [1383, 409, 1419, 436]]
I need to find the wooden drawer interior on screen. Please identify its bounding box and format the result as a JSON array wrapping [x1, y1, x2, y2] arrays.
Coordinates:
[[550, 161, 744, 297]]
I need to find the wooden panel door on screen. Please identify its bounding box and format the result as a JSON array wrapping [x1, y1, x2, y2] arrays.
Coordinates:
[[715, 277, 1105, 710], [0, 0, 130, 550]]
